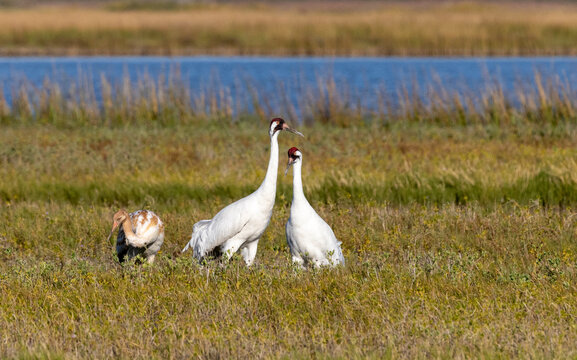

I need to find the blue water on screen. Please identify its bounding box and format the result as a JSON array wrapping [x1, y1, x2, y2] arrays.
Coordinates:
[[1, 56, 576, 116]]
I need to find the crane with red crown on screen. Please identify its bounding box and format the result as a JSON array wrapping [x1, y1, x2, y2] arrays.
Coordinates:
[[182, 118, 303, 266], [285, 147, 344, 268]]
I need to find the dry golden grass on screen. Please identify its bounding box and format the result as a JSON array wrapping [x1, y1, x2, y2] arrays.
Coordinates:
[[1, 2, 577, 55]]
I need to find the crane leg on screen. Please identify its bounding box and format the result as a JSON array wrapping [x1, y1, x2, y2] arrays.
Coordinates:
[[240, 240, 259, 267], [312, 258, 331, 268], [219, 235, 247, 262], [292, 255, 305, 269]]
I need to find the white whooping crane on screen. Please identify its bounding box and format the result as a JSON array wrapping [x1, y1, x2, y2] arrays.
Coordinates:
[[107, 209, 165, 264], [182, 118, 303, 266], [285, 147, 344, 268]]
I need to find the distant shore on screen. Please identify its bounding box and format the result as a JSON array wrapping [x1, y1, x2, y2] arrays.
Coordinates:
[[1, 2, 577, 56]]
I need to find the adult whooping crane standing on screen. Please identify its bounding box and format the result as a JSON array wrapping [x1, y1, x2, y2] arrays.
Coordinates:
[[285, 147, 344, 268], [182, 118, 304, 266], [107, 209, 165, 264]]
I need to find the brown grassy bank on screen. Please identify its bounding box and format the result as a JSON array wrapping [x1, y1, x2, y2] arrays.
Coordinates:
[[1, 2, 577, 55]]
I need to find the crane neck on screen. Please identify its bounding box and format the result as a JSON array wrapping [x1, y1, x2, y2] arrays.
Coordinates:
[[291, 159, 308, 205], [256, 131, 279, 197], [121, 217, 137, 241]]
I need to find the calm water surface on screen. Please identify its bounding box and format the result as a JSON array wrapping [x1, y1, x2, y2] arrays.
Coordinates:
[[1, 56, 576, 114]]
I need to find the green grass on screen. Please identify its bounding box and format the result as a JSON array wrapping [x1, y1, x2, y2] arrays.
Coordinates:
[[1, 119, 577, 358]]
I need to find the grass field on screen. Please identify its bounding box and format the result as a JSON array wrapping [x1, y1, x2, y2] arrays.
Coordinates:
[[3, 1, 577, 55], [1, 97, 577, 357]]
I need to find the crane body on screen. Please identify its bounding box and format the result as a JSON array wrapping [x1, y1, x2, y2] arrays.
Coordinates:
[[108, 209, 165, 264], [285, 147, 344, 268], [182, 118, 303, 266]]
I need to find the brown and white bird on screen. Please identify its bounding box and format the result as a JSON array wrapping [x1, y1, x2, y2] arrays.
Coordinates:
[[107, 209, 165, 264]]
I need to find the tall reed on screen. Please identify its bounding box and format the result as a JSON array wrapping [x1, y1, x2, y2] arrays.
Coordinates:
[[1, 70, 577, 128]]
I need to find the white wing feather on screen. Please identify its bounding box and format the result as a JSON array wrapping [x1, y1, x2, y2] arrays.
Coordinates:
[[182, 196, 253, 259]]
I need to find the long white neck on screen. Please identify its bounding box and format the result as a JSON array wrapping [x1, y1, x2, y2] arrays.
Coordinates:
[[256, 131, 279, 198], [291, 159, 309, 206]]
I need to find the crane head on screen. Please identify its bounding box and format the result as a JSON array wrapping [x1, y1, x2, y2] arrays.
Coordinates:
[[285, 146, 302, 175], [107, 209, 129, 243], [269, 117, 304, 137]]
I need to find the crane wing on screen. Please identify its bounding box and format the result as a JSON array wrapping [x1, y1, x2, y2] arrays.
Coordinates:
[[181, 220, 211, 253], [183, 197, 252, 260]]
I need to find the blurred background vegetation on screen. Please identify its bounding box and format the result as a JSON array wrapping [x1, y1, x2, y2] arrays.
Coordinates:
[[2, 0, 577, 55]]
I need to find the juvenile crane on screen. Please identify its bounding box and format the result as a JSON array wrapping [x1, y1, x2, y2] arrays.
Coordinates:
[[285, 147, 344, 268], [182, 118, 303, 266], [107, 209, 165, 264]]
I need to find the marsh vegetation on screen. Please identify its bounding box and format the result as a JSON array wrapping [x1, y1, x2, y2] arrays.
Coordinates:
[[2, 2, 577, 55], [2, 2, 577, 354], [1, 89, 577, 357]]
